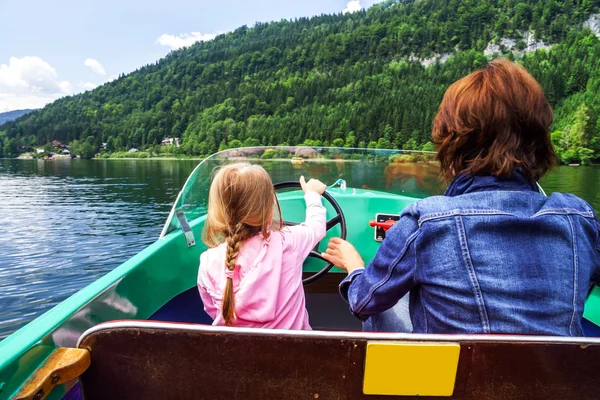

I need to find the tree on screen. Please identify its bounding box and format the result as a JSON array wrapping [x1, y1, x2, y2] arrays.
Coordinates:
[[376, 137, 392, 149], [69, 140, 97, 159], [229, 139, 243, 149], [421, 141, 436, 152], [4, 138, 18, 158], [572, 104, 592, 147], [402, 138, 418, 150], [106, 137, 115, 152], [79, 142, 97, 159], [0, 0, 597, 163], [344, 132, 356, 148], [243, 138, 260, 147], [261, 149, 276, 159], [69, 140, 81, 156], [332, 138, 345, 147]]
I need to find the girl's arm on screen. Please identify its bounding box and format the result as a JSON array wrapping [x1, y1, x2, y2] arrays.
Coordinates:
[[287, 176, 327, 260], [288, 191, 327, 259], [197, 252, 219, 320]]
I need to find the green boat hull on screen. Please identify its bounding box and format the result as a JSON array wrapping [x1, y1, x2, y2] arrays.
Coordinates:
[[0, 189, 421, 399]]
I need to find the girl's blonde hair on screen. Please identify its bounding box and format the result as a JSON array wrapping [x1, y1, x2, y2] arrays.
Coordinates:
[[202, 163, 282, 326]]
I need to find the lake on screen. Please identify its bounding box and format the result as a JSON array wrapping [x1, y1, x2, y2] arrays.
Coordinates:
[[0, 158, 599, 340]]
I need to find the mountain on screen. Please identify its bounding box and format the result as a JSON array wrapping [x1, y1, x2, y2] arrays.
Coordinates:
[[1, 0, 600, 163], [0, 109, 37, 125]]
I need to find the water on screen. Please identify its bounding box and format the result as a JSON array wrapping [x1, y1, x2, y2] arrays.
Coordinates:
[[0, 159, 197, 339], [539, 165, 600, 210], [0, 159, 598, 340]]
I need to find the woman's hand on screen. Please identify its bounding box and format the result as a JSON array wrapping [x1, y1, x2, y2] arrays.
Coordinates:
[[300, 175, 326, 195], [322, 238, 365, 274]]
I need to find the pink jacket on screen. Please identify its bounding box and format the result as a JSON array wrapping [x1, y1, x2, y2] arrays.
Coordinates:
[[197, 192, 326, 330]]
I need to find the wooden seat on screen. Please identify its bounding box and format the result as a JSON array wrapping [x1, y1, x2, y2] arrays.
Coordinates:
[[69, 321, 600, 400]]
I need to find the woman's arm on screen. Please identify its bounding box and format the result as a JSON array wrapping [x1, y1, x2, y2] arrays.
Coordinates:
[[323, 211, 420, 321], [594, 218, 600, 285]]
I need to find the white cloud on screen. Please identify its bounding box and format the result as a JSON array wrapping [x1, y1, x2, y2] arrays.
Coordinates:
[[84, 58, 106, 76], [0, 56, 120, 112], [77, 72, 118, 93], [0, 56, 71, 94], [0, 93, 65, 112], [78, 81, 98, 91], [58, 81, 72, 94], [156, 32, 216, 50], [343, 0, 362, 14], [0, 56, 73, 111]]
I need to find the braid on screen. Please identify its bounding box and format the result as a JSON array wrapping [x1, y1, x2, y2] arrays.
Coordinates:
[[222, 222, 245, 326], [225, 223, 244, 271]]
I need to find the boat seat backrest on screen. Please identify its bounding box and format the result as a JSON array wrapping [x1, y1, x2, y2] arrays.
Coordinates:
[[77, 321, 600, 400]]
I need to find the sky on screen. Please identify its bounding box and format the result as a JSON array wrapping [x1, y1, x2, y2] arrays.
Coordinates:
[[0, 0, 382, 112]]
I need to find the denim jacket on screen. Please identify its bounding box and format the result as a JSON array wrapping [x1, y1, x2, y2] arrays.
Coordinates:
[[339, 173, 600, 336]]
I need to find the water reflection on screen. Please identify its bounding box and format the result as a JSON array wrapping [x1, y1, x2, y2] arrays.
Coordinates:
[[540, 165, 600, 211]]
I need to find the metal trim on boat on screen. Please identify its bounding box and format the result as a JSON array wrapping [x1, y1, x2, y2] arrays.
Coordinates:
[[77, 320, 600, 347], [175, 209, 195, 247]]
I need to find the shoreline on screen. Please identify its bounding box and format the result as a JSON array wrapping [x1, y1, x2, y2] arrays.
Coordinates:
[[6, 155, 600, 167], [94, 156, 205, 160], [11, 155, 205, 161]]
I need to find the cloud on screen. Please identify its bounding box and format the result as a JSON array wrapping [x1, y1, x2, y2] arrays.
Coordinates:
[[156, 32, 216, 50], [0, 56, 73, 112], [0, 56, 71, 94], [58, 81, 73, 94], [78, 81, 98, 91], [343, 0, 362, 14], [0, 94, 64, 112], [84, 58, 106, 76]]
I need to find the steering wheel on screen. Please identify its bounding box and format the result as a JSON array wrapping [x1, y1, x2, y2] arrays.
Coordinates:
[[273, 181, 347, 284]]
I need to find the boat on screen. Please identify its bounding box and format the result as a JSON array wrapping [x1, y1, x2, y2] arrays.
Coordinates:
[[1, 146, 599, 400], [290, 156, 304, 165]]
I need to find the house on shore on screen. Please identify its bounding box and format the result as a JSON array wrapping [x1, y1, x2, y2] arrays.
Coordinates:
[[161, 137, 181, 147], [52, 140, 68, 149]]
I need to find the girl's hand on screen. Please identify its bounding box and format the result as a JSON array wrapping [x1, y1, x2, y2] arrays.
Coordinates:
[[322, 238, 365, 274], [300, 175, 326, 195]]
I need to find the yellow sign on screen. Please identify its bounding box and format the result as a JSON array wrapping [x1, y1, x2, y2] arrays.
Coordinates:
[[363, 341, 460, 396]]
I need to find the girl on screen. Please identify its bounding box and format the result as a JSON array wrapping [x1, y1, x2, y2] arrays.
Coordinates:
[[198, 163, 327, 329]]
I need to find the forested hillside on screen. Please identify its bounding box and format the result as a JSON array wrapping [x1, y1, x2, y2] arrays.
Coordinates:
[[0, 109, 36, 125], [2, 0, 600, 163]]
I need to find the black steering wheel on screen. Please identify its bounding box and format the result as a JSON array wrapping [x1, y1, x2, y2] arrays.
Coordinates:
[[273, 181, 347, 284]]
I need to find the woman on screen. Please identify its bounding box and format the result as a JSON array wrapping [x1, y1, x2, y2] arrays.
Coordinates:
[[323, 59, 600, 336]]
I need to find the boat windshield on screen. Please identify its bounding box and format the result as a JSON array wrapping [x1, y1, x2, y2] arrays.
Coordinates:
[[161, 147, 444, 237]]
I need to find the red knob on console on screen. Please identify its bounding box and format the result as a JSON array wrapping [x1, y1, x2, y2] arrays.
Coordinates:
[[369, 220, 397, 232]]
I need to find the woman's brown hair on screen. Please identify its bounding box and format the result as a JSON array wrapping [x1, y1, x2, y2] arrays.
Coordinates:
[[202, 163, 282, 326], [432, 58, 556, 183]]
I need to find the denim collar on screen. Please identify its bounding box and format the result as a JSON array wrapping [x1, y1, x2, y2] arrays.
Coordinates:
[[444, 172, 539, 197]]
